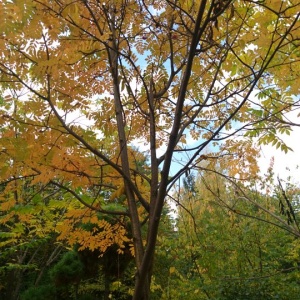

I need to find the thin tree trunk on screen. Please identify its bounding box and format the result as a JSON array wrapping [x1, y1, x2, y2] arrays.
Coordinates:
[[107, 7, 147, 298]]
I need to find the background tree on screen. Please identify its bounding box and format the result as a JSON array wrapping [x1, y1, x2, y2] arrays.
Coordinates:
[[0, 176, 136, 299], [1, 0, 300, 298], [163, 169, 300, 299], [0, 177, 65, 299]]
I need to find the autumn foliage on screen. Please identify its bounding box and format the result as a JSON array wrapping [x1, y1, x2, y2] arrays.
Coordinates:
[[1, 0, 300, 299]]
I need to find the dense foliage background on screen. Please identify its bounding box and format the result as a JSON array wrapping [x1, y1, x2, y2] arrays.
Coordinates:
[[1, 164, 300, 299]]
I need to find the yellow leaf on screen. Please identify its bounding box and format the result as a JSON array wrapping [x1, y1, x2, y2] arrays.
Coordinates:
[[238, 39, 245, 48], [109, 185, 125, 201]]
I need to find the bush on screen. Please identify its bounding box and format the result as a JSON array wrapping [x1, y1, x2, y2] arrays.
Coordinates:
[[21, 284, 56, 300]]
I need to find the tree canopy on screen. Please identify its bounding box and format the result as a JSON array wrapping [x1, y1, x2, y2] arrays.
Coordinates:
[[1, 0, 300, 299]]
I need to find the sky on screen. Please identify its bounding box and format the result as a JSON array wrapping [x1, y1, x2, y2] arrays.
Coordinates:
[[259, 124, 300, 184]]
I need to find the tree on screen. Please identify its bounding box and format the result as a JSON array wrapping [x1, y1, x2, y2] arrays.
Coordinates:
[[167, 170, 300, 299], [0, 177, 65, 299], [1, 0, 300, 298], [0, 175, 135, 299]]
